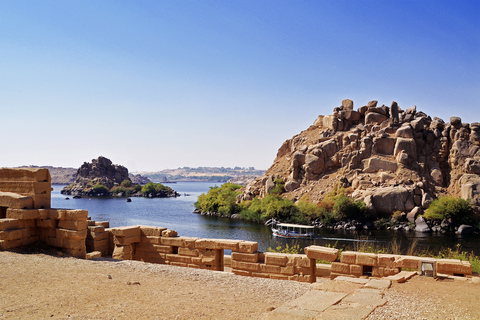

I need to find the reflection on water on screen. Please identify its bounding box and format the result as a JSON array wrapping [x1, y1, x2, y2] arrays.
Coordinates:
[[51, 183, 480, 255]]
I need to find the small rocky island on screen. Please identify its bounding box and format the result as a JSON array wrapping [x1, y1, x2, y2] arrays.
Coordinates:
[[61, 156, 179, 198]]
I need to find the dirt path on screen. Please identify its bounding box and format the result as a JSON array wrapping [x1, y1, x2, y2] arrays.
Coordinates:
[[1, 250, 479, 320]]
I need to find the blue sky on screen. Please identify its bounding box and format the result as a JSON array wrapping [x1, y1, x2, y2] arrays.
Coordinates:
[[1, 1, 479, 172]]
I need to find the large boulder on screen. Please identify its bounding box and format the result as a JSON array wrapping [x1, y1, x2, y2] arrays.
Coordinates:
[[415, 216, 431, 233], [362, 157, 397, 173], [371, 186, 409, 216], [396, 124, 414, 139], [373, 136, 396, 155], [342, 99, 354, 110], [394, 138, 417, 162], [459, 174, 480, 205], [365, 112, 388, 125]]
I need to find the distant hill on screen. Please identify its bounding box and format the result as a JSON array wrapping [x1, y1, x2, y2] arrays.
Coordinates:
[[137, 167, 265, 183], [17, 166, 77, 185]]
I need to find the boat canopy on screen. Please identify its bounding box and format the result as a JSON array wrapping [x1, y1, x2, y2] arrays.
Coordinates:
[[276, 223, 314, 229]]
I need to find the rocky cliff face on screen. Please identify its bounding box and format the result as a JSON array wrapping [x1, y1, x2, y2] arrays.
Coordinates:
[[241, 99, 480, 218], [75, 156, 130, 189]]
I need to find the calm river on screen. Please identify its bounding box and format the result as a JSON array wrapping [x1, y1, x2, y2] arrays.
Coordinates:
[[51, 183, 480, 256]]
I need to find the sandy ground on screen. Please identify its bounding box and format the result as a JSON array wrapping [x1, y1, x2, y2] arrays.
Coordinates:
[[1, 247, 479, 320]]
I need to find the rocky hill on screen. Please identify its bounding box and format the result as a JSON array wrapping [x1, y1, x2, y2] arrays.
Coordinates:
[[240, 99, 480, 219]]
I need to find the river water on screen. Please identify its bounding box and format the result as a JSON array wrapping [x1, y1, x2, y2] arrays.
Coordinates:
[[51, 183, 480, 256]]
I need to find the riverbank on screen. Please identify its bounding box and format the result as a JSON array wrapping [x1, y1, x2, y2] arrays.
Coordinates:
[[1, 249, 479, 319]]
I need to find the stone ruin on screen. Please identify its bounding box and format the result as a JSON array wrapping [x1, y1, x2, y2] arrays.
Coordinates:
[[0, 168, 474, 282]]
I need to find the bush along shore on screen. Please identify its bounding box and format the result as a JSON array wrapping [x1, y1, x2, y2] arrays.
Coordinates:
[[61, 181, 179, 198], [194, 181, 480, 235]]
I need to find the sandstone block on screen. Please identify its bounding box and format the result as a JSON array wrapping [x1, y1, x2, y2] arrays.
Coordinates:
[[372, 267, 385, 277], [5, 209, 39, 220], [112, 245, 132, 260], [138, 226, 167, 237], [178, 247, 199, 257], [166, 254, 192, 264], [238, 241, 258, 254], [377, 254, 400, 267], [350, 264, 363, 277], [316, 264, 332, 277], [161, 229, 178, 237], [152, 244, 174, 254], [295, 266, 313, 276], [304, 246, 339, 262], [0, 229, 23, 241], [0, 168, 50, 182], [294, 255, 311, 268], [0, 192, 33, 209], [0, 219, 24, 231], [340, 251, 357, 264], [264, 252, 288, 266], [231, 260, 260, 272], [331, 262, 350, 274], [231, 252, 259, 263], [356, 252, 378, 266], [392, 255, 422, 269], [280, 265, 295, 275], [195, 238, 219, 250], [214, 239, 241, 251], [182, 237, 200, 249], [260, 263, 281, 274], [48, 209, 66, 220], [36, 218, 56, 229], [141, 236, 162, 244], [95, 221, 110, 228], [436, 259, 472, 275], [0, 239, 22, 250], [113, 235, 141, 245], [64, 210, 88, 221], [160, 236, 185, 247], [110, 226, 140, 238], [56, 228, 87, 240], [63, 247, 86, 258], [58, 220, 87, 231], [63, 238, 85, 249], [86, 251, 102, 259]]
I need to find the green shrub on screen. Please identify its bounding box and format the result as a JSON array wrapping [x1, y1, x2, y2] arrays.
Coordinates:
[[269, 178, 285, 195], [92, 184, 109, 194], [424, 196, 474, 225], [333, 194, 367, 221], [121, 180, 132, 187], [196, 183, 243, 216]]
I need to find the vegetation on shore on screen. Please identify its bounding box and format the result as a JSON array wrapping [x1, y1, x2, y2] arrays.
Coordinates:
[[195, 181, 479, 231], [64, 180, 177, 198], [195, 181, 368, 225]]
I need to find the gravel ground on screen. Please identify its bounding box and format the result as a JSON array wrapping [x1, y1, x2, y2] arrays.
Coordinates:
[[0, 250, 310, 320], [1, 248, 479, 320]]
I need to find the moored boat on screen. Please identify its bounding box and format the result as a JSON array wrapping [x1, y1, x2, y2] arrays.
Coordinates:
[[271, 222, 315, 238]]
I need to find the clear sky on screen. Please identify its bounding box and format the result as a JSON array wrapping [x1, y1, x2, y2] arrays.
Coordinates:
[[1, 1, 479, 172]]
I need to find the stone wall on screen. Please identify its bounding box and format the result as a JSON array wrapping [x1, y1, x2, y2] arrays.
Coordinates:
[[0, 168, 88, 257]]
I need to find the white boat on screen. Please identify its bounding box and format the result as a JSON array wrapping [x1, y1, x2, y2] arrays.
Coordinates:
[[271, 222, 315, 238]]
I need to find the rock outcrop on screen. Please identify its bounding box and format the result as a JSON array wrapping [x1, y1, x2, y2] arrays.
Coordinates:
[[240, 100, 480, 217], [61, 156, 177, 198]]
